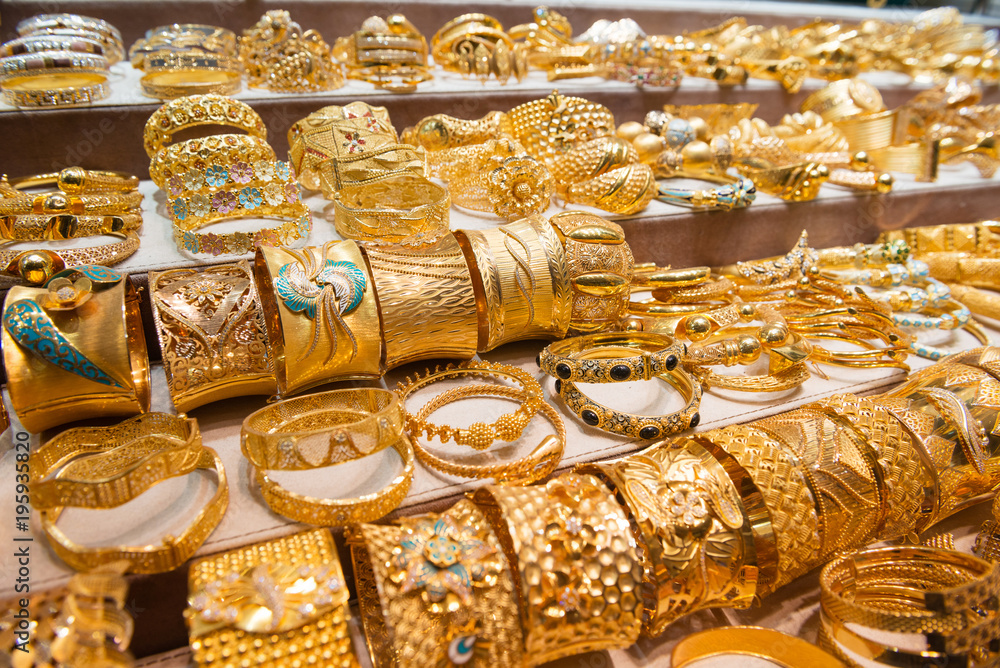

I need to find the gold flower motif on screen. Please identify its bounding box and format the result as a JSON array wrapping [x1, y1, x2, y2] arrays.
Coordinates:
[[37, 277, 92, 311], [487, 156, 553, 220], [179, 279, 232, 311]]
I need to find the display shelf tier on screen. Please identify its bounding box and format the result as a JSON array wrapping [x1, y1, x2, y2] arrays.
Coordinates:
[[0, 323, 991, 658], [1, 65, 998, 178], [6, 0, 1000, 51]]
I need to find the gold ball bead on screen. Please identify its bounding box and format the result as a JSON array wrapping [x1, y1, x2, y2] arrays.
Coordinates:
[[738, 303, 757, 321], [851, 151, 870, 169], [617, 121, 647, 142], [799, 276, 812, 288], [416, 119, 448, 150], [784, 290, 797, 301], [758, 324, 789, 347], [633, 132, 666, 164], [58, 166, 87, 194], [621, 316, 644, 332], [18, 251, 58, 286], [876, 173, 894, 194], [736, 335, 762, 363], [685, 315, 713, 341], [680, 140, 713, 174], [688, 116, 709, 141]]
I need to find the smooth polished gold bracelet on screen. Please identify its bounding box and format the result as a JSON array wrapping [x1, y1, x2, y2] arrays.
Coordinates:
[[674, 627, 846, 668], [241, 388, 413, 525]]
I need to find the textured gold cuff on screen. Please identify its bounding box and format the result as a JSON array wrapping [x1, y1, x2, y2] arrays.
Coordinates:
[[149, 261, 277, 412], [255, 241, 384, 396], [186, 528, 358, 667], [331, 175, 450, 244], [474, 473, 643, 665], [348, 499, 525, 667]]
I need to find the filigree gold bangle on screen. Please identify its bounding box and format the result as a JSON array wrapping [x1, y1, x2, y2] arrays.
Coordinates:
[[539, 331, 684, 384], [29, 412, 201, 511], [474, 473, 643, 665], [580, 437, 758, 635], [143, 94, 266, 159], [455, 216, 573, 351], [40, 439, 228, 573], [331, 175, 450, 244], [148, 134, 276, 190], [349, 499, 524, 667], [149, 262, 276, 412], [255, 241, 384, 396], [0, 213, 141, 241], [239, 11, 344, 93], [410, 384, 564, 484], [506, 91, 616, 163], [1, 266, 150, 432], [396, 360, 543, 450], [0, 231, 141, 285], [186, 528, 358, 668], [563, 163, 657, 215], [128, 24, 236, 66], [364, 235, 478, 369]]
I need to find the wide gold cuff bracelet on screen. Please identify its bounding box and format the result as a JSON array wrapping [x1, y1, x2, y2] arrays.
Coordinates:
[[364, 234, 478, 369], [186, 528, 358, 668], [455, 216, 573, 351], [580, 438, 758, 635], [149, 261, 276, 412], [255, 241, 384, 396], [474, 473, 644, 665], [349, 499, 525, 667], [331, 175, 450, 244], [241, 388, 413, 525], [2, 265, 150, 432], [37, 414, 228, 573]]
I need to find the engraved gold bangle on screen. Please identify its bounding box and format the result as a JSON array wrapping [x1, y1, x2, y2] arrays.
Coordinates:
[[29, 412, 201, 511], [138, 52, 243, 100], [455, 216, 573, 351], [128, 24, 236, 66], [143, 94, 266, 159], [349, 498, 523, 667], [0, 231, 141, 285], [364, 235, 478, 369], [39, 438, 228, 574], [0, 213, 142, 241], [553, 344, 701, 441], [149, 262, 276, 413], [539, 331, 685, 384], [148, 134, 276, 190], [18, 13, 123, 63], [334, 15, 431, 92], [396, 360, 543, 450], [674, 627, 846, 668], [563, 163, 658, 215], [799, 78, 886, 123], [0, 190, 142, 216], [1, 266, 150, 433], [473, 473, 643, 666], [975, 493, 1000, 563], [241, 388, 412, 526], [331, 175, 450, 244], [186, 528, 358, 668], [0, 51, 110, 107], [254, 241, 384, 397], [580, 437, 758, 635], [410, 384, 564, 484]]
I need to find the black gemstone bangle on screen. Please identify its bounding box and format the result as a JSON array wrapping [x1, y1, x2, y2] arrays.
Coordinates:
[[538, 331, 685, 384], [554, 365, 702, 440]]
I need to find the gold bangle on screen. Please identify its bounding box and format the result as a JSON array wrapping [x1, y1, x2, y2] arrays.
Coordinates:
[[563, 163, 658, 215], [810, 394, 937, 540], [818, 608, 971, 668], [241, 388, 404, 469], [364, 235, 478, 369], [241, 388, 410, 526], [410, 384, 564, 484], [0, 231, 141, 285], [239, 11, 344, 93], [138, 52, 243, 100], [40, 439, 228, 573], [0, 190, 142, 216], [656, 174, 757, 211], [877, 221, 996, 255], [1, 266, 150, 432], [186, 528, 358, 668], [331, 175, 450, 244], [506, 91, 616, 163], [7, 168, 138, 194], [754, 407, 884, 556], [547, 211, 634, 334], [673, 627, 846, 668], [430, 14, 526, 84], [287, 102, 400, 191], [254, 241, 384, 396], [128, 24, 237, 65], [396, 360, 543, 450], [0, 213, 142, 240], [334, 15, 431, 92], [348, 499, 524, 667], [18, 14, 124, 64], [474, 473, 643, 665], [149, 262, 277, 412], [651, 276, 736, 304], [402, 110, 509, 151], [148, 134, 276, 190], [580, 437, 758, 635], [0, 51, 110, 107], [29, 412, 200, 510], [549, 135, 638, 186], [800, 78, 886, 123], [455, 216, 573, 351], [143, 94, 266, 159], [539, 331, 684, 383], [633, 264, 712, 289], [555, 356, 701, 440]]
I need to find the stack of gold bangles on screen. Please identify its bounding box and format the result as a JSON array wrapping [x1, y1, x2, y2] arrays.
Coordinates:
[[1, 13, 122, 107], [0, 167, 142, 284], [238, 11, 343, 93], [333, 14, 432, 92], [145, 94, 312, 255], [128, 24, 242, 99]]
